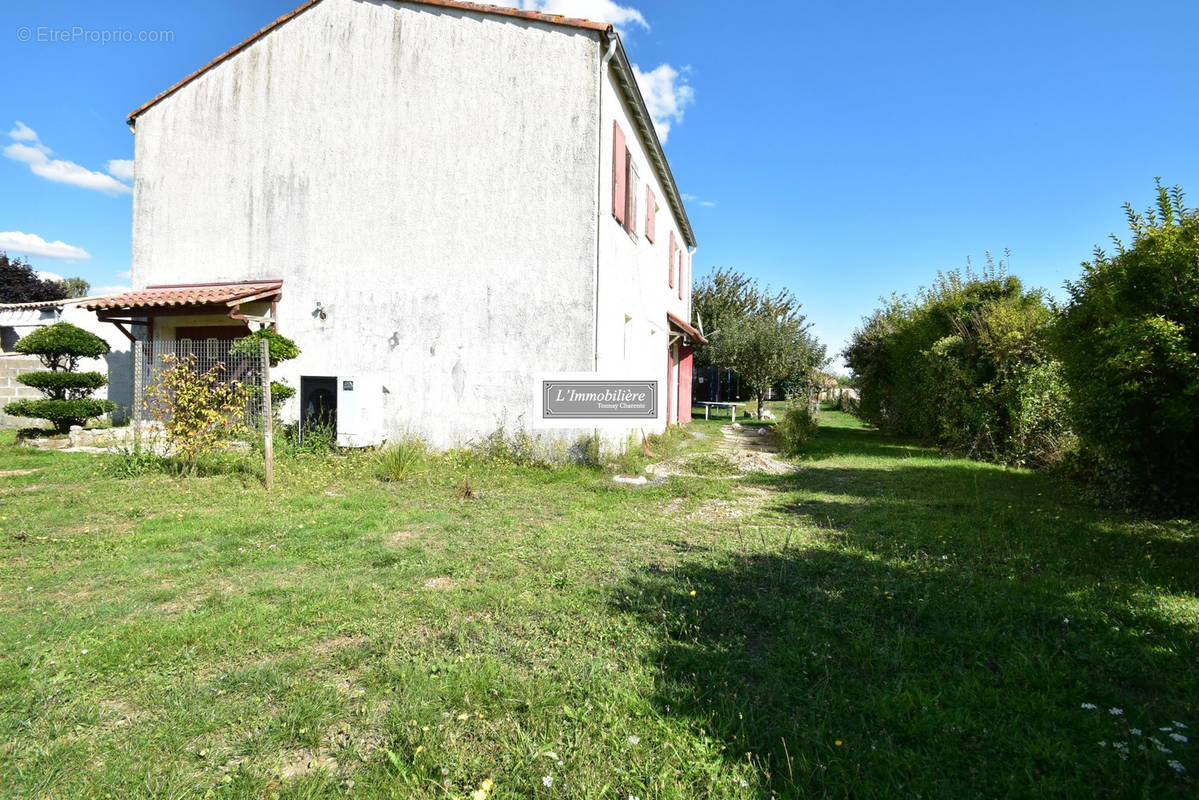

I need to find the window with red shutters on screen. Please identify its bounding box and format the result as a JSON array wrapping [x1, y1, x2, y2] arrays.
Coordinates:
[[612, 121, 626, 225], [646, 186, 656, 242], [668, 231, 676, 288]]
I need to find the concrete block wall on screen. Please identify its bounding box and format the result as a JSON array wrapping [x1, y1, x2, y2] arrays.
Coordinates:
[[0, 355, 47, 428]]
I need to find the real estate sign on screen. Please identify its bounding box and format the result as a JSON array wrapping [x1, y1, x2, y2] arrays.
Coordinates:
[[534, 374, 661, 428]]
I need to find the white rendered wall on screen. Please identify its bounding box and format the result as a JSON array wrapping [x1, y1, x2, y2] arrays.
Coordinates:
[[131, 0, 602, 447], [596, 65, 694, 434]]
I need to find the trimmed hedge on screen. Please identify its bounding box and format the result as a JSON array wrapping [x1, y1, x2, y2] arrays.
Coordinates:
[[5, 398, 116, 427], [17, 371, 107, 398], [14, 322, 109, 371]]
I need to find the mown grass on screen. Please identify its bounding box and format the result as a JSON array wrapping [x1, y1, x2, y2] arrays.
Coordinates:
[[0, 412, 1195, 799]]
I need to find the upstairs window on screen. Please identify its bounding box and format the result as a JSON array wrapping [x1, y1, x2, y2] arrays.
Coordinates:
[[612, 121, 627, 225], [627, 161, 640, 240], [668, 231, 676, 288]]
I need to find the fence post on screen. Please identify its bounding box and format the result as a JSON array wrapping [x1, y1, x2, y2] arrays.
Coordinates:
[[261, 338, 273, 490], [132, 340, 144, 453]]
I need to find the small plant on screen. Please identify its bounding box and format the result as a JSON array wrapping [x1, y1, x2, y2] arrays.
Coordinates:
[[4, 322, 116, 432], [374, 436, 427, 482], [143, 353, 248, 476], [569, 434, 603, 469], [776, 404, 819, 455]]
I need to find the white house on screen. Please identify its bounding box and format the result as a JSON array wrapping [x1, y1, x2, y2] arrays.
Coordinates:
[[94, 0, 702, 448]]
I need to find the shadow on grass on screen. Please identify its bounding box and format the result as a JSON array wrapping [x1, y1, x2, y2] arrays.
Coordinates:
[[617, 420, 1199, 798]]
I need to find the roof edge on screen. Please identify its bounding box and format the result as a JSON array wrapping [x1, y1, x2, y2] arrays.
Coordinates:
[[667, 311, 707, 345], [606, 34, 696, 249], [126, 0, 612, 125]]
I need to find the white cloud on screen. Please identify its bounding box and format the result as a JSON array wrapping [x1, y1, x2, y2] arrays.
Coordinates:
[[36, 270, 65, 283], [8, 121, 39, 142], [4, 122, 132, 196], [0, 231, 91, 261], [682, 192, 716, 209], [631, 63, 694, 143], [494, 0, 648, 31], [106, 159, 135, 182], [117, 269, 132, 280]]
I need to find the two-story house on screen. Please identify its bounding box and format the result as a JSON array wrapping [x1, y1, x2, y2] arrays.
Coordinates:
[[90, 0, 702, 447]]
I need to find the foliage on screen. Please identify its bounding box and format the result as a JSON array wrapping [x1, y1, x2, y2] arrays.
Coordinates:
[[0, 253, 66, 303], [4, 398, 115, 428], [143, 353, 248, 475], [374, 436, 427, 482], [844, 259, 1070, 467], [55, 276, 90, 298], [708, 310, 826, 419], [270, 381, 295, 404], [569, 434, 602, 469], [1053, 181, 1199, 508], [13, 322, 110, 371], [776, 403, 819, 455], [16, 370, 107, 398], [4, 322, 114, 431], [230, 327, 301, 367], [692, 267, 807, 367]]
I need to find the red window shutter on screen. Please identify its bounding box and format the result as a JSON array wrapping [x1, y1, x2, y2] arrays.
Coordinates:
[[646, 187, 656, 242], [668, 232, 676, 287], [612, 122, 626, 225]]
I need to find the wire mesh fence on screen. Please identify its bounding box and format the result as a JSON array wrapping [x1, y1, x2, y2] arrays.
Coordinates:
[[131, 337, 274, 484]]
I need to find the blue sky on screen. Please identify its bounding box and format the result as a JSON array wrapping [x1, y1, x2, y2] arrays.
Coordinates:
[[4, 1, 1199, 368]]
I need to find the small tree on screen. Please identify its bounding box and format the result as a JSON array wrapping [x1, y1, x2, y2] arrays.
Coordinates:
[[0, 253, 67, 303], [143, 354, 248, 475], [3, 322, 115, 432], [55, 277, 91, 299], [230, 327, 301, 403], [709, 312, 826, 419]]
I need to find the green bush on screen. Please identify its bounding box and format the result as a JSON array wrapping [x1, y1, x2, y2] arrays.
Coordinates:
[[17, 371, 107, 398], [13, 322, 109, 370], [375, 437, 427, 482], [5, 398, 116, 426], [776, 404, 819, 455], [1053, 182, 1199, 508], [844, 261, 1070, 467], [4, 322, 114, 431], [230, 328, 301, 367]]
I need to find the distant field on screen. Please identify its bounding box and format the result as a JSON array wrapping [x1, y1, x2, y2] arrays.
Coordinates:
[[0, 411, 1195, 798]]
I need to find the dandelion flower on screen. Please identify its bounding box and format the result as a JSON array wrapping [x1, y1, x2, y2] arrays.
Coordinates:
[[457, 713, 470, 721], [481, 779, 494, 792], [834, 740, 843, 747], [472, 792, 487, 800], [414, 745, 424, 755], [542, 775, 554, 788], [689, 590, 696, 597]]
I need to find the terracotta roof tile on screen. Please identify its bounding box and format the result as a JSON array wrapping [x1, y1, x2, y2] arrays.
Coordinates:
[[83, 281, 283, 311]]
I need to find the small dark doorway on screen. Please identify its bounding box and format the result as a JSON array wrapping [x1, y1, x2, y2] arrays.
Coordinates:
[[300, 376, 337, 441]]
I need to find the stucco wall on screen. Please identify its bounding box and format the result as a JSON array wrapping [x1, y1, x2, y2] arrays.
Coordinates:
[[131, 0, 601, 447], [596, 65, 694, 429]]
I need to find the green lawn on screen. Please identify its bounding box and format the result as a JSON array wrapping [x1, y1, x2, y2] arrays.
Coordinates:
[[0, 412, 1195, 798]]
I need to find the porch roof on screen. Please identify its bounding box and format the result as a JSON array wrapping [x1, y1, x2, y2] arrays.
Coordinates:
[[667, 311, 707, 345], [82, 280, 283, 312]]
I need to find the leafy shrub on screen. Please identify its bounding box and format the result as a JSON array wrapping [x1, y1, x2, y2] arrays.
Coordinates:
[[13, 322, 109, 369], [569, 434, 602, 469], [5, 398, 115, 427], [375, 437, 427, 482], [143, 354, 248, 475], [776, 404, 819, 455], [844, 260, 1070, 467], [4, 322, 114, 431], [230, 328, 301, 367], [16, 371, 107, 395], [1053, 182, 1199, 508]]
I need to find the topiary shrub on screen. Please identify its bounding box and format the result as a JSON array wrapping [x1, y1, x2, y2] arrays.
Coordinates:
[[231, 327, 300, 410], [4, 322, 115, 431]]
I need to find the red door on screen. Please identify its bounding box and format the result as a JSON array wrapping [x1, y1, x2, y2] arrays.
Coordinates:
[[666, 345, 675, 426], [678, 344, 693, 423]]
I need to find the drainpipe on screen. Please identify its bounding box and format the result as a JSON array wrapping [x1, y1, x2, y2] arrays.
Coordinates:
[[594, 33, 618, 371]]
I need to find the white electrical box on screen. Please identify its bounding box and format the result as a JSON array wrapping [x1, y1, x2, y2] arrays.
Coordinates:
[[336, 375, 386, 447]]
